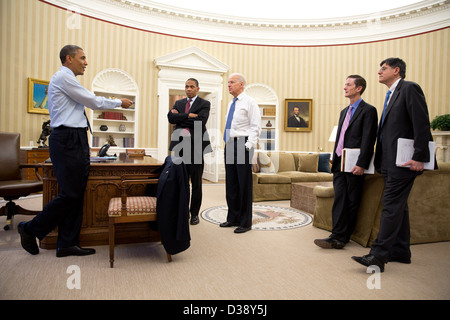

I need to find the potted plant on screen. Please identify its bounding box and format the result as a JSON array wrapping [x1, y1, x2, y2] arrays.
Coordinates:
[[430, 114, 450, 131]]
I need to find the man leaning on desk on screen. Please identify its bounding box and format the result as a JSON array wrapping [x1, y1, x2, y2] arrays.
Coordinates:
[[18, 45, 133, 258]]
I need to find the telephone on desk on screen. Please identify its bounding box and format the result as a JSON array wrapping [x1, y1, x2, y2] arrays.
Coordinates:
[[98, 144, 110, 157], [91, 144, 117, 161], [44, 144, 117, 163]]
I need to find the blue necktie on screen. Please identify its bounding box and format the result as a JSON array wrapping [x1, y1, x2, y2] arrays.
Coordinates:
[[381, 90, 391, 126], [223, 97, 238, 142], [84, 110, 92, 134]]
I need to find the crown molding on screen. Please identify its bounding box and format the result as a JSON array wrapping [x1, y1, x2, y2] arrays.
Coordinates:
[[43, 0, 450, 45]]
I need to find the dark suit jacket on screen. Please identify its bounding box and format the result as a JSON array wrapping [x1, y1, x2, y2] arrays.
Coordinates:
[[167, 97, 212, 161], [155, 156, 190, 255], [287, 115, 307, 127], [374, 79, 436, 178], [331, 99, 378, 173]]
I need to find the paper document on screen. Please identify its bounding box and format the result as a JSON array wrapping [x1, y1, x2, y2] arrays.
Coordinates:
[[341, 148, 375, 174], [90, 156, 117, 162], [396, 138, 435, 170]]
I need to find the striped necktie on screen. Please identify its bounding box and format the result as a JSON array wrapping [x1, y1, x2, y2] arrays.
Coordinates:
[[335, 105, 353, 157]]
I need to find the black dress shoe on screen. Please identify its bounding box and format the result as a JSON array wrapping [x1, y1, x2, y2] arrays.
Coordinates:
[[234, 226, 251, 233], [190, 215, 199, 225], [314, 236, 346, 249], [56, 246, 96, 257], [18, 222, 39, 255], [220, 221, 239, 227], [352, 254, 385, 272]]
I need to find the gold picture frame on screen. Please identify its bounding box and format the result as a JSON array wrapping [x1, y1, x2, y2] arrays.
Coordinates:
[[284, 99, 312, 132], [28, 78, 50, 114]]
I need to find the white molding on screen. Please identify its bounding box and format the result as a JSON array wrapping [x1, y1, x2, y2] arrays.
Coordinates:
[[91, 68, 138, 94], [154, 47, 229, 182], [154, 46, 229, 73], [44, 0, 449, 45]]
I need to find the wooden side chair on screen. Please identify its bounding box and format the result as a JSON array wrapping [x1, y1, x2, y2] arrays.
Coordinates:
[[107, 173, 172, 268]]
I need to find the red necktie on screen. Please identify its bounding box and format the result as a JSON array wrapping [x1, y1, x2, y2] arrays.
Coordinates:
[[182, 99, 192, 136], [185, 99, 191, 113]]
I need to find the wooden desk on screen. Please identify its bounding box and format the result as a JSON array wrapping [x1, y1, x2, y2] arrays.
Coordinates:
[[20, 148, 49, 180], [40, 156, 162, 249]]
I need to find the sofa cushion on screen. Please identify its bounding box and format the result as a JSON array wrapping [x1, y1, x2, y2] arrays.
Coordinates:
[[297, 153, 319, 172], [278, 152, 296, 172], [258, 151, 297, 173], [278, 171, 332, 182], [254, 173, 291, 184]]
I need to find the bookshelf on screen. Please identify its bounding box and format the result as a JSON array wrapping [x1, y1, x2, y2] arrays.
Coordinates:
[[90, 69, 139, 149], [245, 83, 279, 151]]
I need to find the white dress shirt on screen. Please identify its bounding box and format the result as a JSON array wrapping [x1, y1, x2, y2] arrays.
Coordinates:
[[386, 78, 401, 107], [48, 66, 122, 128], [225, 92, 261, 149]]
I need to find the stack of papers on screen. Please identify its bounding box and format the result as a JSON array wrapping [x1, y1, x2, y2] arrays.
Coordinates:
[[396, 138, 435, 170], [341, 148, 375, 174], [90, 156, 117, 162]]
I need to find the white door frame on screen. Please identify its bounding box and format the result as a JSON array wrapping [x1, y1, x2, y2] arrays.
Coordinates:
[[154, 47, 229, 181]]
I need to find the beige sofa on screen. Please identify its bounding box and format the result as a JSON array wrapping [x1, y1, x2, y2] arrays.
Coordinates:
[[312, 162, 450, 247], [252, 151, 333, 201]]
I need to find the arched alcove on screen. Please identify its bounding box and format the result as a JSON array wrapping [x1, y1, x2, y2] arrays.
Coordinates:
[[90, 68, 139, 148]]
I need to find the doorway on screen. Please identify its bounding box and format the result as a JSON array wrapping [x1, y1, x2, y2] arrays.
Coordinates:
[[155, 47, 229, 182]]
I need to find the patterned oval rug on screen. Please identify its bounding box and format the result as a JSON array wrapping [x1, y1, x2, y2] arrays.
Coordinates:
[[201, 204, 312, 231]]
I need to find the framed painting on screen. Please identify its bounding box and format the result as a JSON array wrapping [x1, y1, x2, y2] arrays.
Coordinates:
[[28, 78, 49, 114], [284, 99, 312, 132]]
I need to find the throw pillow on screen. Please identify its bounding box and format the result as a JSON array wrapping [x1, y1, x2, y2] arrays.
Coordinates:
[[259, 152, 276, 173], [297, 153, 319, 172], [258, 152, 272, 167], [318, 153, 331, 173], [251, 153, 260, 173]]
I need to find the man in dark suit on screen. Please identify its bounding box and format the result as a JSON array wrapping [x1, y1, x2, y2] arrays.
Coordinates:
[[314, 75, 377, 249], [168, 78, 212, 225], [352, 58, 436, 272]]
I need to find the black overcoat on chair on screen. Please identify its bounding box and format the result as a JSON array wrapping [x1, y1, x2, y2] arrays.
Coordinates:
[[154, 156, 191, 255]]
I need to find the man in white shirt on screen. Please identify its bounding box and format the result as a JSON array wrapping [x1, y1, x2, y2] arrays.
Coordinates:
[[18, 45, 133, 257], [220, 73, 261, 233]]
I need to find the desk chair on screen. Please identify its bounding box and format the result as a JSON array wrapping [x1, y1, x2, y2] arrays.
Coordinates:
[[0, 132, 43, 230], [107, 173, 172, 268]]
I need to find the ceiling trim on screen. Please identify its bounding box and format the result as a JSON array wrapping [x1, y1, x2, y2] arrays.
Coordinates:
[[42, 0, 450, 46]]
